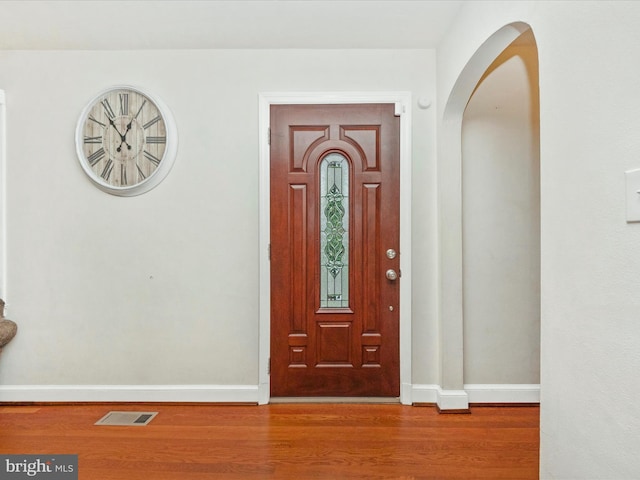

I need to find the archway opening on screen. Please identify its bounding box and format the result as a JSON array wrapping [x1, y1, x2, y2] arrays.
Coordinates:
[[437, 23, 539, 409], [461, 29, 540, 388]]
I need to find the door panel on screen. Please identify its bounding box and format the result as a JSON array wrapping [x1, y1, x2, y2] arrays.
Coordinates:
[[270, 104, 400, 397]]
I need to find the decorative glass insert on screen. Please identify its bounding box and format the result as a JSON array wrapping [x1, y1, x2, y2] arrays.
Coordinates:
[[320, 153, 349, 308]]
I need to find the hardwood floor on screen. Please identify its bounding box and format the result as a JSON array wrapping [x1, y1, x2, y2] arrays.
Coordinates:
[[0, 403, 539, 479]]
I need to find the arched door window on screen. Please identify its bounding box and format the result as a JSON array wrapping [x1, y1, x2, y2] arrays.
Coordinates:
[[319, 152, 349, 308]]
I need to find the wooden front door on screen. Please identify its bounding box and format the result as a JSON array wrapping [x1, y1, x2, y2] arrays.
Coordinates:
[[270, 104, 400, 397]]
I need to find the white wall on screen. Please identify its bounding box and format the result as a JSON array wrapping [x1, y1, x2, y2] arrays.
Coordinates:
[[0, 49, 438, 395], [438, 1, 640, 478], [462, 34, 540, 384]]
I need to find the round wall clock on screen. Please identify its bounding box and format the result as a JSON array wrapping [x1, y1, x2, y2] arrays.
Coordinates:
[[75, 86, 178, 196]]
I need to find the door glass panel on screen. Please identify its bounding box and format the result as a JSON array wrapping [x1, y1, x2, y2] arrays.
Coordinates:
[[320, 153, 349, 308]]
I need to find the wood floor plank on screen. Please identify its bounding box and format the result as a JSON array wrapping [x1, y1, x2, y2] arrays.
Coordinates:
[[0, 403, 539, 479]]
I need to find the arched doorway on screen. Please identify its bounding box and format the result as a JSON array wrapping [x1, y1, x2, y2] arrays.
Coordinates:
[[462, 30, 540, 393], [437, 23, 540, 410]]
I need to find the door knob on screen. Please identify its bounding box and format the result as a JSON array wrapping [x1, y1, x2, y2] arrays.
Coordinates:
[[386, 269, 398, 281]]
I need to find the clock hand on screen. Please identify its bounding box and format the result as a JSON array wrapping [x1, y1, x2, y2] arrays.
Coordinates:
[[108, 117, 129, 153], [117, 120, 134, 152], [116, 134, 133, 153], [107, 116, 123, 136], [108, 117, 134, 152]]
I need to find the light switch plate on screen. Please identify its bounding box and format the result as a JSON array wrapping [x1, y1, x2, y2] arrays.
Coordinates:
[[626, 168, 640, 222]]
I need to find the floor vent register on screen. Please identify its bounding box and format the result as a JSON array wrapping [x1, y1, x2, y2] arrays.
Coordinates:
[[95, 411, 158, 426]]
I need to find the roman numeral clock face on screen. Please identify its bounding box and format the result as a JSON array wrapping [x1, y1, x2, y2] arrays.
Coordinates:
[[75, 86, 177, 196]]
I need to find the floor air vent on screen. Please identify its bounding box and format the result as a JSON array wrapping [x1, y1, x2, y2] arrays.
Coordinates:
[[95, 411, 158, 426]]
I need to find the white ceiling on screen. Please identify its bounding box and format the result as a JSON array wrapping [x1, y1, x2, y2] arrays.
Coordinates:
[[0, 0, 463, 50]]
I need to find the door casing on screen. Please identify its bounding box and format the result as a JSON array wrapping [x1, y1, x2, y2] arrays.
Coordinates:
[[258, 92, 412, 405]]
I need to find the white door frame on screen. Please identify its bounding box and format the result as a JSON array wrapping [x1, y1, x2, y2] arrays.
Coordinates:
[[258, 92, 412, 405]]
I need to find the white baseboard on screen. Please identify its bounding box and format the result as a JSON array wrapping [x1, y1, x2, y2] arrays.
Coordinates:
[[0, 384, 539, 405], [410, 384, 440, 404], [411, 385, 469, 410], [411, 383, 540, 409], [437, 388, 469, 411], [464, 384, 540, 404], [0, 385, 260, 403]]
